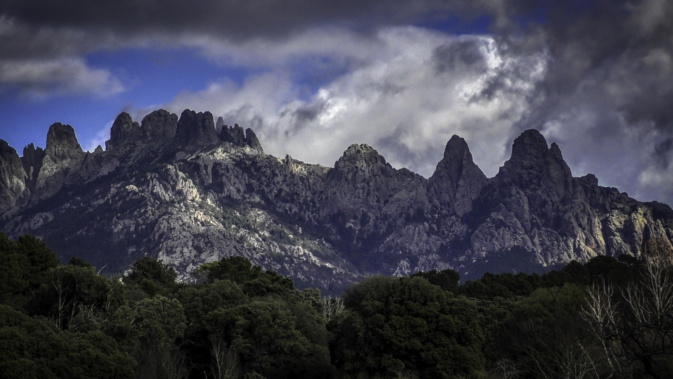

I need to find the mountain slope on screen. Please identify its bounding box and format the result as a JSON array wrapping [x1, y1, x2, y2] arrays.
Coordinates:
[[2, 109, 672, 291]]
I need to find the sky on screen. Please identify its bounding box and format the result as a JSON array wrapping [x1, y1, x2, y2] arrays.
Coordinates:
[[1, 0, 673, 205]]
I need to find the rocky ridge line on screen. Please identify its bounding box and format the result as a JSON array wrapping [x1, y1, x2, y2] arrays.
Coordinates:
[[1, 109, 672, 292]]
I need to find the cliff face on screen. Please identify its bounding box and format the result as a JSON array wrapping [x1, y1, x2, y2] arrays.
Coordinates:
[[2, 109, 672, 292], [0, 140, 27, 214]]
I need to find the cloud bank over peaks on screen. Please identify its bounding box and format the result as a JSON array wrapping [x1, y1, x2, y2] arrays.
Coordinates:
[[5, 0, 673, 206], [160, 27, 547, 178]]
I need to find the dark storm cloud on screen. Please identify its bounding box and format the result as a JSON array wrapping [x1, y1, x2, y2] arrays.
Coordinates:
[[654, 138, 673, 168], [2, 0, 447, 46], [0, 0, 451, 97], [459, 0, 673, 202], [0, 18, 100, 59], [4, 0, 673, 203], [290, 102, 326, 124], [488, 0, 673, 130], [275, 101, 327, 138], [432, 39, 487, 74]]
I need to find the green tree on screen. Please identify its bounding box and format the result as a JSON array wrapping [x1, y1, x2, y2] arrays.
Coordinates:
[[124, 257, 178, 297], [205, 297, 332, 379], [0, 233, 60, 310], [105, 295, 188, 379], [0, 304, 135, 379], [200, 256, 294, 296], [504, 284, 594, 378], [412, 268, 460, 293], [200, 256, 262, 284], [330, 276, 484, 378], [44, 264, 112, 329]]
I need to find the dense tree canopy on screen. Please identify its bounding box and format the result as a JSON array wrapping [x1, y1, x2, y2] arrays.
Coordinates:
[[330, 275, 484, 378], [1, 232, 672, 378]]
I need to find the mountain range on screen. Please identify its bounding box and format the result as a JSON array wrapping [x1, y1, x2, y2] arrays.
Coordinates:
[[2, 109, 672, 293]]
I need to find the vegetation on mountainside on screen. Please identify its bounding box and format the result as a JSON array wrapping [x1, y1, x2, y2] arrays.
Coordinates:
[[1, 232, 672, 378]]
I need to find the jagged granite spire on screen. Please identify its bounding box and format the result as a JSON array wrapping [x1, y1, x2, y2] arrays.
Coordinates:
[[3, 120, 673, 290], [245, 128, 263, 153], [496, 129, 573, 199], [141, 109, 178, 142], [0, 140, 27, 213], [36, 123, 84, 198], [107, 112, 141, 151], [220, 123, 246, 146], [21, 143, 45, 191], [429, 135, 487, 216], [509, 129, 548, 164], [45, 123, 83, 160], [175, 109, 219, 147], [217, 123, 263, 153]]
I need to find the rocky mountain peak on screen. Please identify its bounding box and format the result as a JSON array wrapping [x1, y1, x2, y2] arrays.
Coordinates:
[[336, 144, 387, 168], [496, 129, 573, 192], [510, 129, 549, 163], [3, 111, 673, 292], [549, 142, 562, 159], [0, 140, 22, 174], [175, 109, 218, 147], [33, 123, 85, 199], [21, 143, 45, 189], [330, 144, 384, 179], [429, 135, 487, 215], [141, 109, 178, 141], [329, 144, 404, 201], [217, 123, 264, 153], [106, 112, 141, 151], [220, 123, 245, 145], [545, 141, 573, 199], [245, 128, 263, 153], [45, 123, 84, 160], [444, 135, 470, 159], [0, 139, 13, 156], [0, 140, 26, 213]]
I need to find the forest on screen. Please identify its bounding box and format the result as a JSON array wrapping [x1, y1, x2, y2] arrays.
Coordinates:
[[1, 232, 672, 378]]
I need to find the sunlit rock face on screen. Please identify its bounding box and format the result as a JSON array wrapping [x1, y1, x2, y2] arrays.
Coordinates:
[[0, 140, 27, 214], [35, 123, 85, 201], [2, 110, 672, 292]]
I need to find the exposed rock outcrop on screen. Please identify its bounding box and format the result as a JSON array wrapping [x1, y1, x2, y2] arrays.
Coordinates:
[[245, 128, 263, 153], [35, 123, 84, 199], [219, 123, 263, 153], [141, 109, 178, 142], [0, 140, 27, 213], [21, 143, 44, 192], [106, 112, 142, 151], [429, 135, 487, 216], [220, 123, 246, 146], [175, 110, 219, 148]]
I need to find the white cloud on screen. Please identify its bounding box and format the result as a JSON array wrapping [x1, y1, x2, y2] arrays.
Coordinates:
[[123, 23, 673, 204], [0, 57, 125, 99], [157, 26, 546, 178]]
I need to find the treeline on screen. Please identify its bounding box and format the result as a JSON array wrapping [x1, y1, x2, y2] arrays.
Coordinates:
[[1, 232, 672, 378]]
